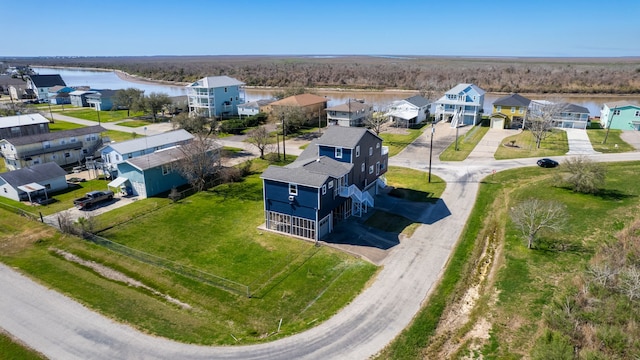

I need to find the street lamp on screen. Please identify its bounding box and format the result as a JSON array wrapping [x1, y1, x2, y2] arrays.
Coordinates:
[[428, 122, 435, 183], [281, 114, 286, 161], [602, 106, 617, 144]]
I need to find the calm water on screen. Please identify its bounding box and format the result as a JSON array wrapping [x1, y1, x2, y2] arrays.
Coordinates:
[[34, 67, 640, 116]]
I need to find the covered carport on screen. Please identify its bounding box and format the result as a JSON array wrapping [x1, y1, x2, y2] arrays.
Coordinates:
[[107, 176, 131, 197], [17, 182, 49, 204]]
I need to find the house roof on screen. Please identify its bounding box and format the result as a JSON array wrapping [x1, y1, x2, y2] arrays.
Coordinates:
[[604, 100, 640, 109], [326, 101, 370, 113], [104, 129, 193, 154], [186, 76, 244, 89], [446, 83, 486, 96], [562, 103, 589, 114], [1, 125, 105, 146], [405, 95, 430, 107], [0, 162, 66, 187], [492, 93, 531, 107], [0, 113, 50, 129], [261, 156, 352, 188], [48, 85, 69, 93], [86, 89, 117, 99], [315, 126, 379, 149], [238, 99, 274, 109], [125, 147, 186, 171], [0, 75, 26, 87], [69, 90, 96, 96], [27, 74, 66, 88], [269, 94, 328, 107]]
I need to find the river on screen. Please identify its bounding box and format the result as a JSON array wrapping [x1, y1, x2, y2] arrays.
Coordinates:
[[33, 67, 640, 116]]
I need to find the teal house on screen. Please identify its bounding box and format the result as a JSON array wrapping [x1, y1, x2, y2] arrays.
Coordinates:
[[600, 101, 640, 131]]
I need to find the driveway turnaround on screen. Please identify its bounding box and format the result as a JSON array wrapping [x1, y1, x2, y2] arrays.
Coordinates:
[[2, 125, 640, 359]]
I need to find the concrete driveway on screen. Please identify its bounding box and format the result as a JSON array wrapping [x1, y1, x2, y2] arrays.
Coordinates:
[[564, 128, 600, 155], [620, 130, 640, 151]]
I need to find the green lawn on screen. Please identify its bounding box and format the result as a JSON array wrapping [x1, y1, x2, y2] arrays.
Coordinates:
[[494, 129, 569, 159], [115, 119, 153, 128], [381, 161, 640, 359], [0, 331, 45, 360], [379, 126, 425, 157], [48, 120, 140, 142], [0, 158, 377, 345], [586, 128, 635, 153], [62, 109, 145, 123], [385, 166, 445, 203], [48, 120, 85, 131], [440, 123, 490, 161]]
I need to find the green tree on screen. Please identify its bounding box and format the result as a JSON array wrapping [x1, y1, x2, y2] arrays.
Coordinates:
[[171, 113, 215, 134], [143, 92, 172, 123], [111, 88, 144, 117]]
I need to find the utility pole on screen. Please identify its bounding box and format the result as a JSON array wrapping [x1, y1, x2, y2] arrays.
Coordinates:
[[282, 113, 286, 160], [603, 106, 616, 144], [428, 122, 435, 183]]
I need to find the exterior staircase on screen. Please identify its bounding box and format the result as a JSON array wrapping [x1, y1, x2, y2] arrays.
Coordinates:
[[339, 184, 374, 217]]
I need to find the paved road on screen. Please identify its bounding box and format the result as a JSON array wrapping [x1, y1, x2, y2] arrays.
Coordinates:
[[2, 123, 640, 359]]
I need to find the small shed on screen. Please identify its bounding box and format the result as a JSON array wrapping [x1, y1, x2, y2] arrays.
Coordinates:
[[0, 163, 67, 202], [490, 113, 510, 129]]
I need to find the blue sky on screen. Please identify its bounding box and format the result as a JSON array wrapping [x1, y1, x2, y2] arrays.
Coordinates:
[[3, 0, 639, 57]]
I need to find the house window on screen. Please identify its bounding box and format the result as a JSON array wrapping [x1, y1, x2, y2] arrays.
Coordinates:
[[613, 109, 621, 115], [361, 163, 365, 172], [64, 153, 70, 158], [3, 188, 6, 193], [86, 136, 91, 141], [376, 142, 380, 149], [635, 111, 640, 117], [519, 108, 524, 114], [32, 159, 40, 165], [162, 164, 171, 175], [511, 107, 516, 113], [328, 180, 334, 189], [335, 147, 342, 159], [376, 161, 381, 175], [52, 154, 57, 159], [369, 165, 374, 174], [11, 127, 20, 134], [70, 137, 77, 143], [289, 183, 298, 196], [322, 184, 327, 195], [43, 141, 51, 149], [82, 149, 88, 154], [128, 153, 133, 159], [369, 147, 373, 156], [356, 145, 360, 157], [60, 139, 66, 145]]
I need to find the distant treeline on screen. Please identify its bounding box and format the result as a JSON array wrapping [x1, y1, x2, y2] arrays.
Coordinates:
[[9, 55, 640, 94]]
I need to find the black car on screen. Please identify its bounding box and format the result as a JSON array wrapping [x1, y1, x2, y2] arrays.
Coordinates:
[[537, 158, 559, 168]]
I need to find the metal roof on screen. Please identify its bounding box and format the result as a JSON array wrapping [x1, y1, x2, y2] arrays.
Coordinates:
[[2, 125, 105, 146], [125, 147, 186, 171], [105, 129, 193, 154], [0, 113, 50, 129], [405, 95, 430, 107], [326, 101, 370, 112], [0, 162, 66, 187], [446, 83, 486, 96], [186, 76, 244, 88], [27, 74, 66, 88]]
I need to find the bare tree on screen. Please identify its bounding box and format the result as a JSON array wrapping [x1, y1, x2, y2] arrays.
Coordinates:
[[527, 101, 568, 149], [175, 133, 222, 192], [620, 267, 640, 301], [273, 86, 308, 100], [246, 125, 273, 159], [560, 156, 606, 194], [364, 111, 388, 135], [510, 198, 568, 249]]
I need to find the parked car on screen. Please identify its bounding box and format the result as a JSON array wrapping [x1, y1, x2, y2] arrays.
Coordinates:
[[537, 158, 559, 168], [73, 190, 114, 209]]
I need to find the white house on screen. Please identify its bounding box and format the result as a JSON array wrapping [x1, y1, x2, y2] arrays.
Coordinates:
[[326, 100, 373, 127], [25, 74, 66, 101], [386, 95, 431, 128], [0, 162, 67, 202], [434, 83, 485, 127], [186, 76, 245, 118], [100, 129, 194, 177], [237, 99, 273, 117], [0, 113, 50, 139]]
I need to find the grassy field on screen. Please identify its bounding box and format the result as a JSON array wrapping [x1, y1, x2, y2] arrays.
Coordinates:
[[586, 128, 635, 153], [0, 331, 45, 360], [379, 126, 425, 157], [48, 119, 139, 142], [115, 119, 153, 127], [385, 166, 446, 203], [494, 129, 569, 159], [0, 158, 377, 345], [63, 109, 145, 122], [440, 122, 490, 161], [381, 161, 640, 359]]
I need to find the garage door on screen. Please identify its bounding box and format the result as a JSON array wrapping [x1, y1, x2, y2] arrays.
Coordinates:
[[492, 118, 504, 129]]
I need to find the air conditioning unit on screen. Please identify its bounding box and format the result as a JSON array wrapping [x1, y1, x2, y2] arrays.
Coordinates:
[[288, 195, 295, 201]]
